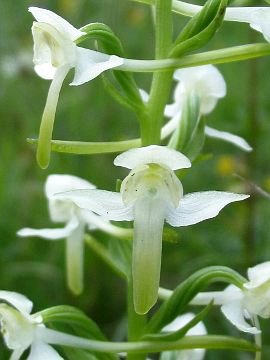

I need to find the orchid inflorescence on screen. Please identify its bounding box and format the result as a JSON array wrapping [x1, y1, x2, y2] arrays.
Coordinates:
[[2, 1, 270, 359]]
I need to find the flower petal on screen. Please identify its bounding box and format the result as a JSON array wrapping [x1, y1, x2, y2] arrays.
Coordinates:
[[221, 289, 260, 335], [0, 291, 33, 315], [17, 216, 79, 240], [139, 88, 149, 103], [164, 103, 180, 118], [45, 174, 95, 198], [245, 262, 270, 289], [163, 313, 207, 335], [166, 191, 249, 227], [205, 126, 252, 152], [250, 9, 270, 42], [27, 340, 64, 360], [162, 313, 207, 360], [70, 48, 123, 86], [173, 65, 226, 115], [114, 145, 191, 171], [29, 7, 83, 41], [54, 189, 134, 221], [133, 195, 166, 314], [161, 113, 181, 139], [45, 174, 95, 223]]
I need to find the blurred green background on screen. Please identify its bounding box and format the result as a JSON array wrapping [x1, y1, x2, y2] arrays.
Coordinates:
[[1, 0, 270, 358]]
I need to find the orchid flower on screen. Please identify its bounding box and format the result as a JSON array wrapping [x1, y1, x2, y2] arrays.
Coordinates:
[[161, 65, 252, 152], [161, 313, 207, 360], [190, 262, 270, 334], [0, 291, 63, 360], [53, 145, 249, 314], [18, 174, 129, 295], [29, 7, 123, 169], [172, 2, 270, 42]]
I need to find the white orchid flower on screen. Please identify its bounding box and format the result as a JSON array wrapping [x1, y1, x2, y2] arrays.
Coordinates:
[[53, 145, 249, 314], [190, 262, 270, 334], [0, 291, 63, 360], [29, 7, 123, 169], [18, 174, 129, 295], [172, 2, 270, 42], [161, 65, 252, 152], [162, 313, 207, 360]]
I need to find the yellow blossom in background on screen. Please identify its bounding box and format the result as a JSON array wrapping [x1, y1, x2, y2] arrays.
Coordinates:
[[216, 155, 236, 177]]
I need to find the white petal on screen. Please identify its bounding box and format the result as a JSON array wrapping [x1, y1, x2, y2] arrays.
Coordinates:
[[27, 340, 64, 360], [205, 126, 252, 152], [166, 191, 249, 227], [245, 262, 270, 289], [164, 103, 180, 118], [71, 48, 123, 86], [224, 7, 260, 23], [173, 65, 226, 97], [139, 88, 149, 103], [162, 313, 207, 360], [45, 174, 95, 198], [133, 195, 166, 314], [221, 300, 259, 334], [17, 216, 79, 240], [161, 113, 181, 139], [191, 289, 242, 306], [46, 174, 95, 222], [54, 189, 134, 221], [161, 312, 207, 360], [114, 145, 191, 171], [0, 291, 33, 315], [163, 313, 207, 336], [34, 63, 56, 80], [29, 7, 83, 41], [250, 9, 270, 42], [173, 65, 226, 115]]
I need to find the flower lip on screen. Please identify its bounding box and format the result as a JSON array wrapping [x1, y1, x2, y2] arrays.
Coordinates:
[[114, 145, 191, 171]]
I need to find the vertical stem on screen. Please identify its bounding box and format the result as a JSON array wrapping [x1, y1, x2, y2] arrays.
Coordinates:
[[142, 0, 173, 145], [127, 2, 173, 358], [244, 29, 259, 266], [127, 277, 147, 360]]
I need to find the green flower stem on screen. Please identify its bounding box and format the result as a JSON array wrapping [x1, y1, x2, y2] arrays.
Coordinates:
[[142, 0, 173, 146], [40, 328, 259, 353], [119, 43, 270, 72], [27, 138, 141, 155]]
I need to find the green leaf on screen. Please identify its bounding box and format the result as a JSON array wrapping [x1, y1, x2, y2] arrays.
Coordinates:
[[170, 0, 228, 57], [78, 22, 144, 112], [108, 237, 132, 279], [37, 306, 117, 360], [143, 300, 213, 341], [38, 305, 107, 340], [146, 266, 246, 333], [168, 91, 205, 160], [183, 118, 206, 161], [168, 92, 200, 151], [61, 347, 100, 360]]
